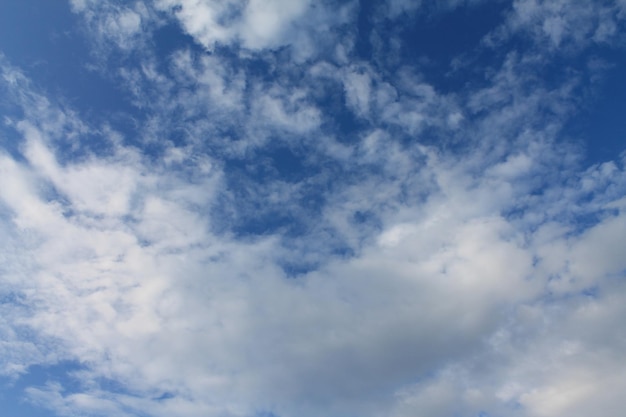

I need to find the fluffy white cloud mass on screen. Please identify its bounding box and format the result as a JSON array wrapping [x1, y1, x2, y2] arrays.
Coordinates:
[[1, 1, 626, 417]]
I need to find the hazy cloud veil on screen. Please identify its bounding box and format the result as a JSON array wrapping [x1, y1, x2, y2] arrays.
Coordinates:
[[1, 1, 626, 417]]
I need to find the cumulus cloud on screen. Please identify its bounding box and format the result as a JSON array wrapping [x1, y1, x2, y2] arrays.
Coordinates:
[[150, 0, 357, 58], [1, 2, 626, 417]]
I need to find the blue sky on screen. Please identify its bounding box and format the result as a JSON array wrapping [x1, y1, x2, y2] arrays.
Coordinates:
[[1, 1, 626, 416]]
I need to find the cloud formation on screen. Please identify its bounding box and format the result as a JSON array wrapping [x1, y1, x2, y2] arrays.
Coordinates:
[[1, 1, 626, 417]]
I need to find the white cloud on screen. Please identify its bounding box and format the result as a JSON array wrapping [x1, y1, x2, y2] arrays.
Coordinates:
[[152, 0, 356, 57], [70, 1, 156, 53], [2, 2, 626, 417], [2, 76, 626, 417], [343, 70, 372, 118], [487, 0, 626, 52]]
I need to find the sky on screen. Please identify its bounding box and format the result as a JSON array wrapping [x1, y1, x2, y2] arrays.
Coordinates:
[[1, 1, 626, 416]]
